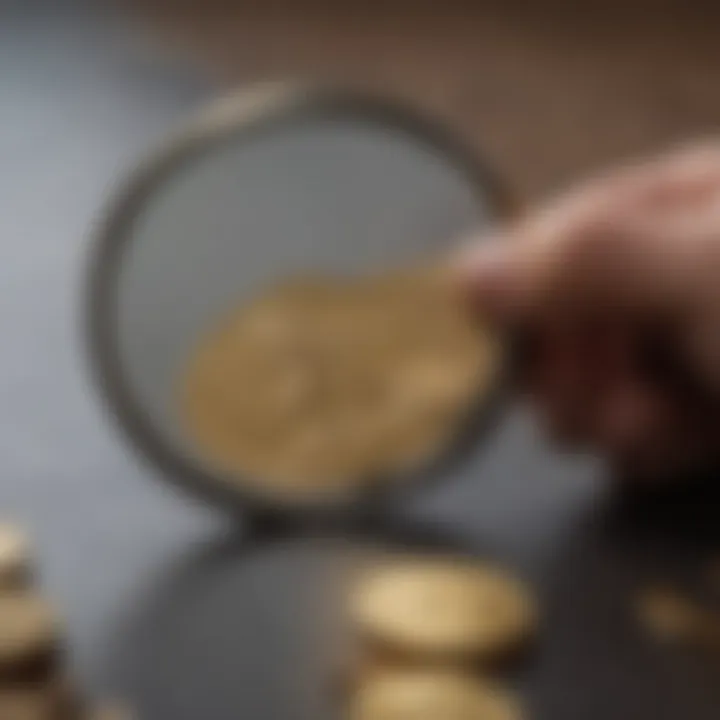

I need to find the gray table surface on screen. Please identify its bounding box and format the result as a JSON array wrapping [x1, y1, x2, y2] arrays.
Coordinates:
[[1, 3, 717, 719]]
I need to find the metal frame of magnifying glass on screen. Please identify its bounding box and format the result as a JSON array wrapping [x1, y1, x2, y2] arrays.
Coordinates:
[[86, 83, 516, 530]]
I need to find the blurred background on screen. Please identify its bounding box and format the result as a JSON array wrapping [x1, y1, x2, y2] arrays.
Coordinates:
[[1, 1, 719, 719], [128, 0, 720, 197]]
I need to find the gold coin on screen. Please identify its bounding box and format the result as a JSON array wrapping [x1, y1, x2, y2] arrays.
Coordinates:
[[637, 585, 720, 648], [350, 558, 535, 661], [0, 595, 58, 670], [89, 703, 132, 720], [0, 678, 75, 720], [349, 669, 521, 720], [180, 268, 498, 494], [0, 691, 53, 720], [0, 525, 32, 591]]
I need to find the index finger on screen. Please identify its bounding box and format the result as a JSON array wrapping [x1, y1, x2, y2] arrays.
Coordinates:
[[455, 143, 720, 321]]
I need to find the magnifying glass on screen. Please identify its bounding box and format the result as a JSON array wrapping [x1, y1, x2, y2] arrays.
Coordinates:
[[86, 83, 511, 523]]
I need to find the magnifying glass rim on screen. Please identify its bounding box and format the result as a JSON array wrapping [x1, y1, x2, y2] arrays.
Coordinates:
[[86, 82, 513, 519]]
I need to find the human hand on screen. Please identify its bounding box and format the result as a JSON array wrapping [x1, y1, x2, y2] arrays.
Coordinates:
[[456, 143, 720, 481]]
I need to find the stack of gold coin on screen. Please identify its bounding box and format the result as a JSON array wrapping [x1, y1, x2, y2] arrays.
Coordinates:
[[0, 523, 132, 720], [342, 555, 536, 720]]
